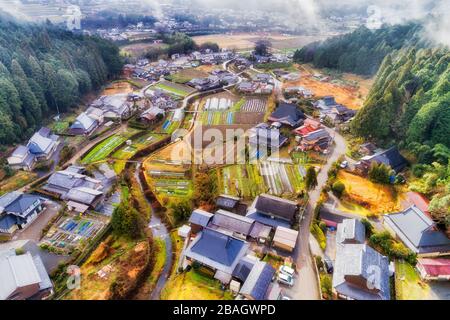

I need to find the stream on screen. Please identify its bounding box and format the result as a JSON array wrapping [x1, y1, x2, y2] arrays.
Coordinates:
[[135, 163, 173, 300]]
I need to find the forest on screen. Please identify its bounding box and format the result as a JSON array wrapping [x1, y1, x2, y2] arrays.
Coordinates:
[[0, 15, 123, 145], [351, 47, 450, 230], [293, 23, 422, 75]]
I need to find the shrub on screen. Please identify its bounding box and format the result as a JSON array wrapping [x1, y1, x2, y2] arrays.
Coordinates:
[[311, 223, 326, 250], [369, 231, 417, 265], [368, 162, 392, 184], [320, 274, 333, 300], [331, 180, 346, 198]]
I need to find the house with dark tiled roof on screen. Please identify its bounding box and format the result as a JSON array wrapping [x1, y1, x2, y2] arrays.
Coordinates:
[[332, 244, 390, 300], [0, 192, 44, 234], [183, 228, 249, 283], [356, 146, 408, 174], [246, 194, 298, 229], [209, 209, 256, 240], [383, 206, 450, 257], [248, 123, 288, 159], [268, 103, 305, 127]]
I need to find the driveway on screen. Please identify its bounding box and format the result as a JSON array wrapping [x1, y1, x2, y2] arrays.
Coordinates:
[[12, 199, 61, 242]]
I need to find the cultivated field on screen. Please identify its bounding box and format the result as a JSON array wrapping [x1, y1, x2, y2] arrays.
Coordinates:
[[337, 171, 403, 215], [291, 64, 374, 110], [241, 98, 268, 113], [120, 42, 167, 58], [102, 81, 135, 96], [217, 161, 305, 199], [151, 81, 196, 97], [81, 134, 127, 164], [166, 68, 209, 84], [193, 33, 326, 51]]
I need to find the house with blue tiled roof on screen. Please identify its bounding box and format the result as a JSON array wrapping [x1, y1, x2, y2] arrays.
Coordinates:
[[0, 192, 44, 234]]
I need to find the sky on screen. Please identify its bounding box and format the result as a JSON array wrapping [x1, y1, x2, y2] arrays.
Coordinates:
[[0, 0, 448, 46]]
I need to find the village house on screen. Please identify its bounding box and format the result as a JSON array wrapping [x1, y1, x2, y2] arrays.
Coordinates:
[[0, 249, 53, 300], [238, 260, 276, 300], [43, 167, 104, 209], [356, 146, 408, 174], [292, 118, 322, 137], [333, 219, 390, 300], [272, 226, 299, 252], [383, 206, 450, 257], [269, 103, 305, 127], [216, 194, 248, 215], [188, 209, 214, 234], [7, 127, 59, 171], [416, 258, 450, 281], [332, 244, 391, 300], [183, 228, 250, 284], [90, 94, 134, 120], [246, 194, 298, 229], [69, 112, 99, 136], [0, 192, 45, 234], [296, 128, 332, 152], [248, 123, 289, 159], [139, 106, 165, 124]]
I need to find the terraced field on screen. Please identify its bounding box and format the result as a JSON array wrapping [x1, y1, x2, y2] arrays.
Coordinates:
[[152, 81, 195, 97]]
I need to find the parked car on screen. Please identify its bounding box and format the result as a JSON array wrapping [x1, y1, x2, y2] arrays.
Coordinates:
[[323, 256, 334, 274], [340, 160, 348, 169], [280, 295, 292, 300], [279, 265, 295, 277], [277, 273, 294, 287]]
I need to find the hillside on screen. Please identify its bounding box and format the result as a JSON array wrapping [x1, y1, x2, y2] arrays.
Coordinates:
[[351, 48, 450, 149], [0, 16, 123, 145], [293, 23, 422, 76]]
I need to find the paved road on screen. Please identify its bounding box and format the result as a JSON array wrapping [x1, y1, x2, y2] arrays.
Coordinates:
[[289, 126, 347, 300]]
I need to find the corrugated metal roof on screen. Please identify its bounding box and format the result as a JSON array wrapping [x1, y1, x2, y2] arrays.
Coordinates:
[[273, 227, 298, 249], [252, 194, 297, 222]]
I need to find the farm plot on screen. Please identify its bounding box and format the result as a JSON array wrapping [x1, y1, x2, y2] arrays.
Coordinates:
[[234, 112, 265, 125], [112, 133, 167, 174], [201, 111, 235, 126], [241, 98, 268, 113], [218, 162, 305, 199], [42, 216, 105, 253], [154, 179, 192, 197], [81, 135, 127, 164], [152, 81, 195, 97], [167, 68, 209, 84]]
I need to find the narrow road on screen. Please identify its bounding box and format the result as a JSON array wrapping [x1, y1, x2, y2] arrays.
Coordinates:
[[290, 126, 347, 300], [134, 163, 173, 300]]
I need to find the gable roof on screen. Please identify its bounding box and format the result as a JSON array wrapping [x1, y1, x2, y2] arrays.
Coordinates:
[[0, 252, 42, 300], [384, 206, 450, 254], [0, 215, 18, 231], [184, 228, 249, 274], [210, 210, 255, 236], [362, 146, 408, 172], [71, 113, 97, 131], [248, 123, 288, 148], [240, 261, 275, 300], [216, 195, 240, 210], [336, 219, 366, 245], [417, 258, 450, 277], [269, 103, 304, 126], [333, 244, 390, 300], [1, 194, 41, 218], [252, 194, 297, 222], [189, 209, 214, 227], [27, 131, 54, 155], [65, 187, 103, 206], [273, 226, 298, 249]]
